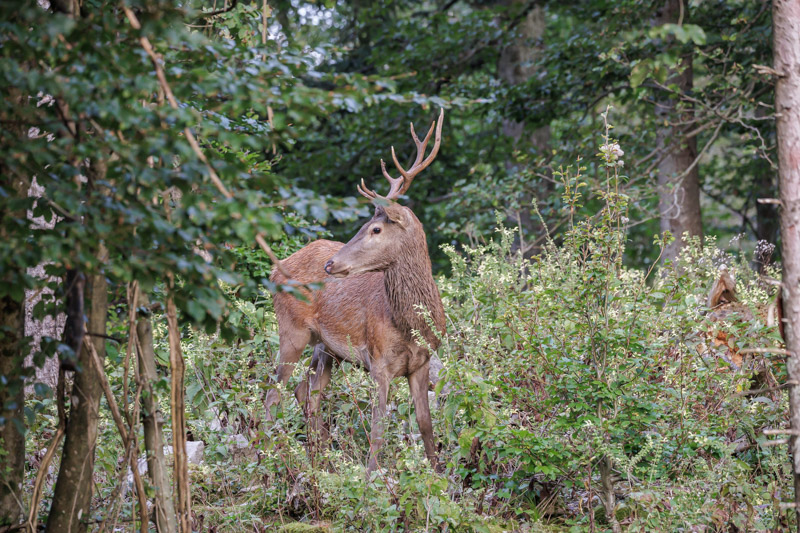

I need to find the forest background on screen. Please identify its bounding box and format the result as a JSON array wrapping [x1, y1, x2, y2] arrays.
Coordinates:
[[1, 0, 798, 531]]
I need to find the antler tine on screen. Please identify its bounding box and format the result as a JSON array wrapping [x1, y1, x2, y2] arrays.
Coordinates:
[[391, 120, 434, 180], [357, 178, 379, 200], [390, 108, 444, 196], [380, 159, 405, 199], [358, 109, 444, 202], [357, 161, 405, 201]]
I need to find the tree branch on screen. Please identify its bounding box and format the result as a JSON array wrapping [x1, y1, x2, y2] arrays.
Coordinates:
[[121, 4, 292, 279], [195, 0, 239, 21]]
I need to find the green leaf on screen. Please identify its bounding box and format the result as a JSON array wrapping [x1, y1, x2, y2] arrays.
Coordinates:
[[630, 61, 651, 88]]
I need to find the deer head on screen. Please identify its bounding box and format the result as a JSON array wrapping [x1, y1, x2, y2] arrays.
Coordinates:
[[324, 109, 443, 278]]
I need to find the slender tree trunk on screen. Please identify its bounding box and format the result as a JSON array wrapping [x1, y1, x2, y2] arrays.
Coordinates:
[[754, 106, 780, 267], [756, 173, 780, 245], [165, 281, 190, 532], [0, 278, 26, 527], [136, 290, 177, 532], [496, 1, 550, 257], [46, 246, 108, 533], [654, 0, 703, 262], [0, 102, 29, 528], [774, 0, 800, 526]]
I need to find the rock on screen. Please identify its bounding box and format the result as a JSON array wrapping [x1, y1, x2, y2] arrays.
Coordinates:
[[187, 441, 205, 464], [163, 441, 205, 465], [229, 434, 249, 449], [227, 433, 257, 461], [123, 456, 149, 497], [206, 407, 226, 432], [428, 354, 444, 386], [124, 441, 204, 495], [427, 354, 449, 408]]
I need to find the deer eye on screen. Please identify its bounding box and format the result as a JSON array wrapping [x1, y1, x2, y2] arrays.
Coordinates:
[[372, 226, 381, 234]]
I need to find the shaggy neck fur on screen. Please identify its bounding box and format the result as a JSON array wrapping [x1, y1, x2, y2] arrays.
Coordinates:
[[383, 225, 446, 351]]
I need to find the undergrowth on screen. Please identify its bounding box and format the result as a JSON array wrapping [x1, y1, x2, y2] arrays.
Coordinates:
[[24, 118, 790, 532]]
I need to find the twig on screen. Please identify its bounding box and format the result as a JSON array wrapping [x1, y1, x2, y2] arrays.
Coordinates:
[[85, 336, 149, 532], [764, 428, 800, 436], [753, 64, 784, 78], [27, 427, 65, 532], [165, 278, 191, 533], [122, 281, 139, 426], [103, 380, 144, 533], [195, 0, 239, 20]]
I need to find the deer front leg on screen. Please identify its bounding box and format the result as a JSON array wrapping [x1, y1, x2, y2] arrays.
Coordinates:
[[408, 359, 438, 470], [295, 344, 333, 442], [265, 325, 311, 421], [367, 368, 390, 473]]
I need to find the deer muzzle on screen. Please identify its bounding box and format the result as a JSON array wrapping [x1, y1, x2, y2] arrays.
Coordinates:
[[324, 259, 349, 278]]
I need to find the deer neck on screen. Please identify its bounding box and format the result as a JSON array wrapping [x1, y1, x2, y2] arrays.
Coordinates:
[[383, 234, 445, 350]]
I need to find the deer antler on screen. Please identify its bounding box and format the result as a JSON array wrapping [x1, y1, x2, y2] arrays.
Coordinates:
[[358, 108, 444, 201]]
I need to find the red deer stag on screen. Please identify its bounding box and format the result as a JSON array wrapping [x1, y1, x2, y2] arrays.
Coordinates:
[[266, 109, 447, 471]]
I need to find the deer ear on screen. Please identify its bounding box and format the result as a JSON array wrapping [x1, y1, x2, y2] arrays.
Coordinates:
[[383, 204, 409, 227]]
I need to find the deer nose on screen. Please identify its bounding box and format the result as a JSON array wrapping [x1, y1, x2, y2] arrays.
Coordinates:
[[324, 259, 335, 275]]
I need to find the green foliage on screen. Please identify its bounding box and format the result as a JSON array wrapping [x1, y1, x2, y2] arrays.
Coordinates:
[[7, 1, 787, 530], [91, 124, 784, 531]]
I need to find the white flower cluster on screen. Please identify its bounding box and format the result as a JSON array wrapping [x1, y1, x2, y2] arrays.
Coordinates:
[[599, 142, 625, 168], [755, 239, 776, 264]]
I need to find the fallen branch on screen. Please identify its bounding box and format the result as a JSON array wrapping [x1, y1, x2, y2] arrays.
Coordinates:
[[739, 347, 791, 357], [733, 381, 797, 398]]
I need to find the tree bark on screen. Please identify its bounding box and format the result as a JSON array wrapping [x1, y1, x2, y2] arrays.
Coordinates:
[[0, 283, 26, 528], [45, 247, 108, 533], [24, 177, 65, 392], [774, 0, 800, 526], [165, 282, 190, 532], [654, 0, 703, 262], [136, 290, 177, 532], [0, 93, 29, 527], [0, 173, 28, 528], [496, 1, 550, 257]]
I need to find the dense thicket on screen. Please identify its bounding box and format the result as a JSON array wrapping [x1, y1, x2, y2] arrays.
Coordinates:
[[0, 1, 796, 532]]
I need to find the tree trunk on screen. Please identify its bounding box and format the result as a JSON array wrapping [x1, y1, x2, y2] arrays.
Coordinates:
[[496, 1, 550, 257], [755, 166, 780, 271], [165, 283, 190, 532], [754, 106, 779, 268], [654, 0, 703, 262], [25, 177, 65, 392], [0, 95, 29, 528], [0, 285, 26, 528], [774, 0, 800, 526], [0, 174, 28, 528], [46, 247, 108, 533], [136, 290, 177, 532]]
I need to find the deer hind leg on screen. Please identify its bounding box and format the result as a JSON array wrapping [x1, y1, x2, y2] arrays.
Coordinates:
[[408, 359, 439, 470], [264, 323, 311, 421], [367, 366, 390, 473], [295, 344, 333, 442]]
